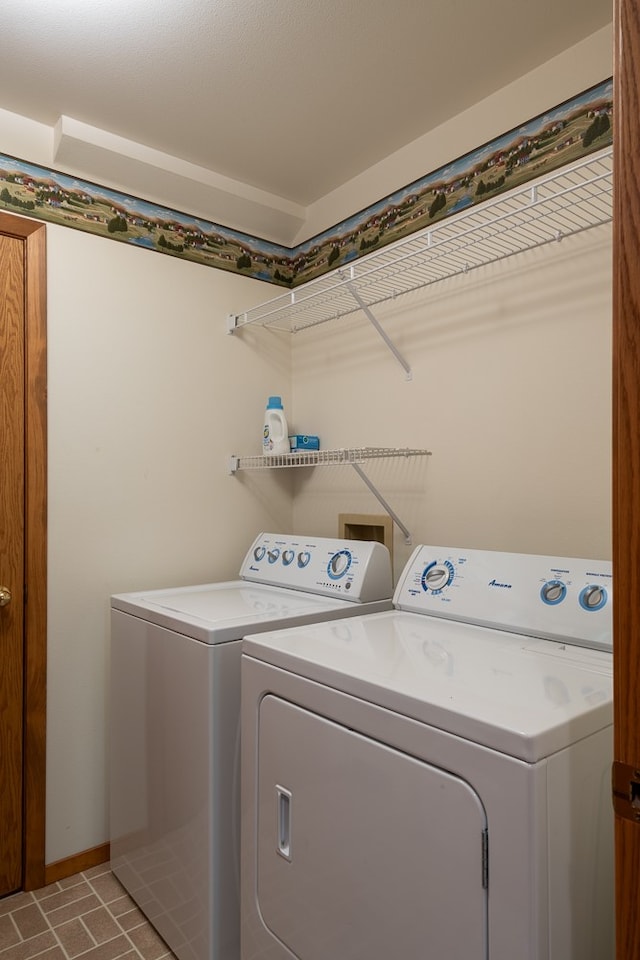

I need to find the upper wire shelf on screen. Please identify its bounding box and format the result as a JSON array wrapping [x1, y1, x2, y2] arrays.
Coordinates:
[[228, 147, 613, 335]]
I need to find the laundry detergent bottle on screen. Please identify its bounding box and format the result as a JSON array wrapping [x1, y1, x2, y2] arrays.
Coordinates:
[[263, 396, 290, 455]]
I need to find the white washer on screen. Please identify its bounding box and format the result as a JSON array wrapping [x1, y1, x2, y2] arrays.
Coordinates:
[[109, 533, 392, 960], [241, 545, 614, 960]]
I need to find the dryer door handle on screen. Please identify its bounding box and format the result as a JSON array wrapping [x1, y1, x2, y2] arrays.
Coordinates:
[[276, 785, 292, 861]]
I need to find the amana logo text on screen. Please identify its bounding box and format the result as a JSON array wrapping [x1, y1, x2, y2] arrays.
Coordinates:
[[488, 578, 512, 589]]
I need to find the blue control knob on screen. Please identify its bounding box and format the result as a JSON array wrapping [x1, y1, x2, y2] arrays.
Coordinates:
[[328, 550, 352, 580], [422, 561, 454, 593], [579, 584, 607, 611], [253, 546, 266, 561], [267, 549, 280, 564], [297, 551, 311, 568], [540, 580, 566, 605]]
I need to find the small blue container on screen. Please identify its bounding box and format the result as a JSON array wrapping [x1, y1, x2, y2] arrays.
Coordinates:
[[289, 434, 320, 451]]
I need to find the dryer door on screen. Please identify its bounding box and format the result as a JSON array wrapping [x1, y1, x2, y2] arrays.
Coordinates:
[[256, 695, 488, 960]]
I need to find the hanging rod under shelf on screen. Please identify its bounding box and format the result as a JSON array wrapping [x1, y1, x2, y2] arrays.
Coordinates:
[[228, 447, 432, 544], [227, 146, 612, 336]]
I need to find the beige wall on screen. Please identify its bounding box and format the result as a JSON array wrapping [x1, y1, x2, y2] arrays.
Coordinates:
[[1, 108, 294, 862], [0, 23, 612, 864], [45, 228, 293, 862], [290, 228, 611, 580], [290, 24, 612, 579]]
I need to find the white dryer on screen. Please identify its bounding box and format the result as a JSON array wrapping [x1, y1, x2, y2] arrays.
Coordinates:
[[109, 533, 392, 960], [241, 545, 613, 960]]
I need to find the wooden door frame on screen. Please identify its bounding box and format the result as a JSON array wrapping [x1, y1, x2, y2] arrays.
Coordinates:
[[613, 0, 640, 955], [0, 212, 47, 891]]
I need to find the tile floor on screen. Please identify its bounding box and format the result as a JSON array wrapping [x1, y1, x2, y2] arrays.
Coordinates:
[[0, 864, 177, 960]]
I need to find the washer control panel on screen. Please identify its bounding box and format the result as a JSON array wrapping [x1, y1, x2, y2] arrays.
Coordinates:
[[239, 533, 392, 603], [394, 545, 612, 650]]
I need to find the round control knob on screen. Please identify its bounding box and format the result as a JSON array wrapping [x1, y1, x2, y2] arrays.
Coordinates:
[[267, 548, 280, 564], [282, 550, 295, 566], [328, 550, 352, 580], [579, 584, 607, 612], [253, 546, 266, 562], [540, 580, 566, 605], [421, 561, 454, 593], [297, 551, 311, 568]]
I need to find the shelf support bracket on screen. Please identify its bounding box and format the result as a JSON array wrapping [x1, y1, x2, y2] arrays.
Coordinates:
[[343, 277, 412, 381], [350, 462, 413, 544]]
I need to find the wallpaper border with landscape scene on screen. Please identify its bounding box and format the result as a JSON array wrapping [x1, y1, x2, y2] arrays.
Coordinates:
[[0, 78, 612, 289]]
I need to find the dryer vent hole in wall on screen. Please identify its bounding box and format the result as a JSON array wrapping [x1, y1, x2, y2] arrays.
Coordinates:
[[339, 514, 393, 566]]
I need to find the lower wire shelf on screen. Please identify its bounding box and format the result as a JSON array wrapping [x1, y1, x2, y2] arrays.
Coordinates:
[[228, 447, 432, 544]]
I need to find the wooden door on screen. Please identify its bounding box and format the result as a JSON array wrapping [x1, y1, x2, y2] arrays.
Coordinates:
[[0, 213, 47, 893], [613, 0, 640, 956]]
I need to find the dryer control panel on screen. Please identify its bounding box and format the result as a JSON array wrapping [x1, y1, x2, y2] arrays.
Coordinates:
[[394, 545, 612, 651], [239, 533, 392, 603]]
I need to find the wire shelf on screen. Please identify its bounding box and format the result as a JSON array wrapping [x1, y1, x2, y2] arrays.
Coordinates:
[[229, 146, 613, 334], [228, 447, 432, 542], [228, 446, 431, 472]]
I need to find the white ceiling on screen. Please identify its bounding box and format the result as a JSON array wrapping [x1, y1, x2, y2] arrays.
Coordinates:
[[1, 0, 612, 237]]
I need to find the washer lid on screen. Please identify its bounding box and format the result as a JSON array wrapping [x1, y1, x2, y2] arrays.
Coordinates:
[[242, 610, 613, 762], [111, 581, 391, 644]]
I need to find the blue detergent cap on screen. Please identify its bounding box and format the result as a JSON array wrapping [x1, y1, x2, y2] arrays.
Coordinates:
[[267, 396, 283, 409]]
